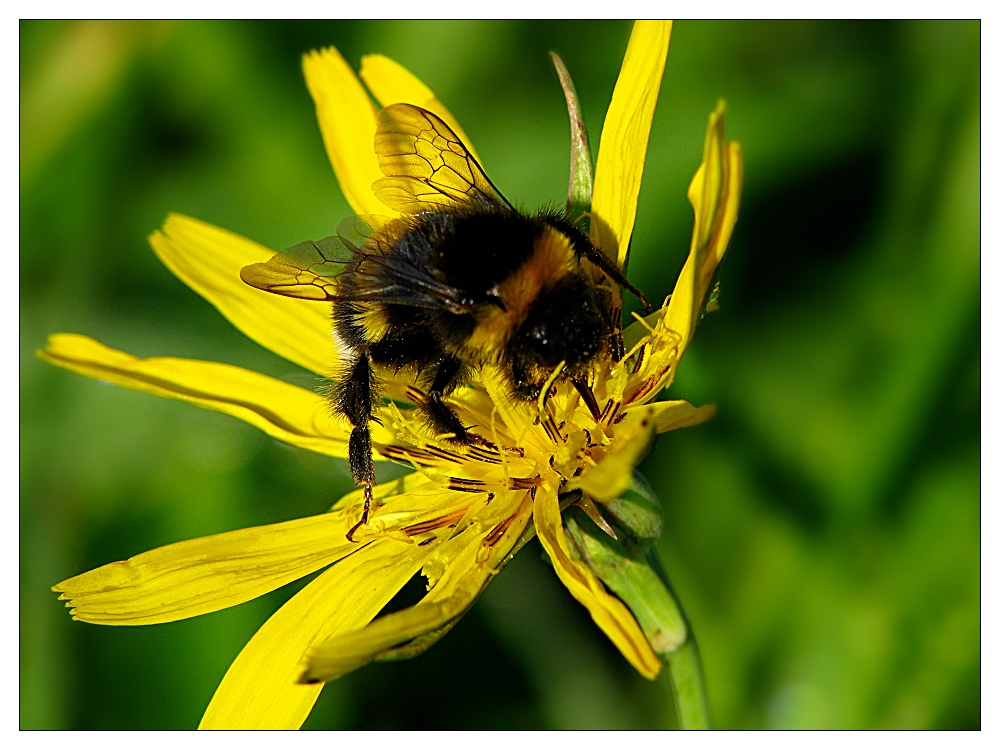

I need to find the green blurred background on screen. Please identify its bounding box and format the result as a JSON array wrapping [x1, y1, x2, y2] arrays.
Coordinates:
[[20, 20, 980, 729]]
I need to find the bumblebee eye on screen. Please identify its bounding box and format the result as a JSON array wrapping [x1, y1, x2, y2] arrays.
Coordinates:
[[529, 325, 550, 347], [523, 324, 566, 367]]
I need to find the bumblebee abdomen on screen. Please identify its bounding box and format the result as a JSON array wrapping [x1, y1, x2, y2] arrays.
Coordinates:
[[334, 296, 449, 371]]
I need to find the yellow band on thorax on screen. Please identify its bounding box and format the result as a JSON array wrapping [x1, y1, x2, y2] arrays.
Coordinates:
[[461, 225, 577, 362]]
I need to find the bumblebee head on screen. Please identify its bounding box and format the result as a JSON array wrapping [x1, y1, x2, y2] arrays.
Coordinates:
[[507, 272, 610, 396]]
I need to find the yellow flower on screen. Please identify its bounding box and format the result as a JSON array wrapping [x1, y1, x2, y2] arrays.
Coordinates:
[[41, 21, 742, 730]]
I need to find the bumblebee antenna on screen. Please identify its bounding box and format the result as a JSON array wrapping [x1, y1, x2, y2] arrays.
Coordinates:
[[589, 255, 651, 313]]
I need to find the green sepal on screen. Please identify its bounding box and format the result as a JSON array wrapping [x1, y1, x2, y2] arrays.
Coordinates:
[[563, 490, 688, 658], [563, 472, 711, 728], [595, 470, 663, 548]]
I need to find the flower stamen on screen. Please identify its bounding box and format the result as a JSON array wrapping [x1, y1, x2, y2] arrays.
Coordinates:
[[508, 475, 543, 490], [572, 377, 603, 422], [402, 508, 469, 536], [447, 477, 488, 493]]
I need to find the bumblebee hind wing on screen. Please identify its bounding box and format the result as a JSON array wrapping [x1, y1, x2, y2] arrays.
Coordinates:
[[373, 103, 513, 214], [241, 223, 469, 312], [240, 235, 351, 301], [334, 215, 471, 313]]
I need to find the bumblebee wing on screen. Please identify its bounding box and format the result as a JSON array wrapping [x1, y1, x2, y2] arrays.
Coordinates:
[[240, 235, 350, 301], [336, 214, 396, 254], [337, 214, 474, 314], [373, 103, 513, 214]]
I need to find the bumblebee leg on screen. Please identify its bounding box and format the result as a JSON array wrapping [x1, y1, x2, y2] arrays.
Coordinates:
[[576, 240, 651, 313], [336, 352, 377, 541], [346, 428, 374, 541], [423, 356, 482, 444]]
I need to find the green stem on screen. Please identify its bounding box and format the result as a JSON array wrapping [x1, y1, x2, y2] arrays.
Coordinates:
[[643, 546, 712, 729], [664, 637, 711, 729]]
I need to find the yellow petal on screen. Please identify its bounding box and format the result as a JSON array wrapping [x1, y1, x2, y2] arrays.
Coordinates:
[[533, 486, 660, 679], [149, 213, 335, 376], [53, 511, 360, 625], [329, 470, 430, 512], [591, 20, 672, 268], [574, 408, 655, 502], [303, 491, 532, 683], [302, 47, 391, 216], [662, 103, 743, 361], [337, 480, 483, 545], [615, 310, 685, 406], [648, 399, 716, 434], [200, 536, 434, 729], [359, 54, 481, 163], [303, 596, 466, 683], [38, 333, 390, 458]]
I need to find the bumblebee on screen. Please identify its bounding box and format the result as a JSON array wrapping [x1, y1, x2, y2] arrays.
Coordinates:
[[241, 104, 649, 537]]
